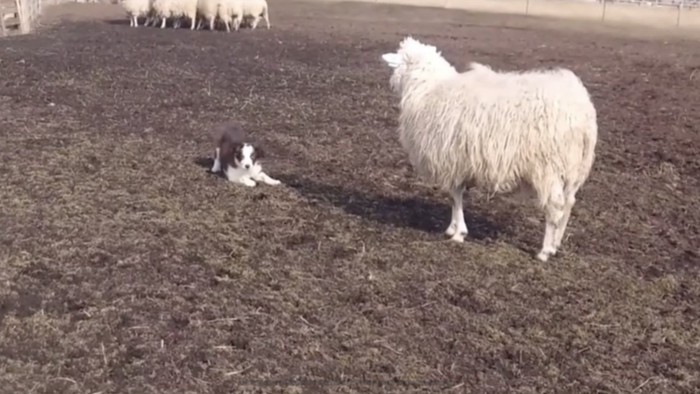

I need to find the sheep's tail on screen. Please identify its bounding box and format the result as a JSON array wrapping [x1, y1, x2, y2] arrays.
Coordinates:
[[572, 116, 598, 194]]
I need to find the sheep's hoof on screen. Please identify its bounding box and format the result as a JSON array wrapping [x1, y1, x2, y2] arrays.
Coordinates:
[[450, 232, 466, 243], [536, 248, 558, 262]]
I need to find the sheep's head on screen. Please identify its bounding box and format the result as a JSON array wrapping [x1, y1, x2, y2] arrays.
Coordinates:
[[381, 36, 455, 96]]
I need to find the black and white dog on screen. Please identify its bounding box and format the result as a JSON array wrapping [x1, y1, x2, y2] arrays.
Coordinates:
[[209, 122, 281, 187]]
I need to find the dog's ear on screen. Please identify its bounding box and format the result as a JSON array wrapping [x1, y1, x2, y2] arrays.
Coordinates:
[[221, 142, 243, 164]]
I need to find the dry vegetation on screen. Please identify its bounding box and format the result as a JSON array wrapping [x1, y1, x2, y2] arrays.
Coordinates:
[[0, 1, 699, 393]]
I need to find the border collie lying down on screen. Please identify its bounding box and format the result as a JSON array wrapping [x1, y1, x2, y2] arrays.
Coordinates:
[[209, 121, 281, 187]]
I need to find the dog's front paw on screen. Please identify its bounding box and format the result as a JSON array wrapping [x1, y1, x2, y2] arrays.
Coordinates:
[[241, 179, 257, 187], [267, 178, 282, 186]]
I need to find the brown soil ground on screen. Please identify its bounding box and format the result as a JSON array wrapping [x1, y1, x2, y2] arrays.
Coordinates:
[[1, 1, 699, 393]]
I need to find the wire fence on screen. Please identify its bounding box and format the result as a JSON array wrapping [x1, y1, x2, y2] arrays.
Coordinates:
[[497, 0, 700, 28], [2, 0, 700, 36]]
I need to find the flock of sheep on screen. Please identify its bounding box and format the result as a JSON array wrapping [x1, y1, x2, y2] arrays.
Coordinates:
[[121, 0, 270, 31]]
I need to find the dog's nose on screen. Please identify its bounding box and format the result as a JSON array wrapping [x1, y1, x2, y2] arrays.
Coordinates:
[[244, 164, 250, 169]]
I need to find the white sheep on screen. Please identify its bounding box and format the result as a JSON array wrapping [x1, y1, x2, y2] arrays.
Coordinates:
[[195, 0, 220, 31], [122, 0, 152, 27], [381, 37, 598, 262], [152, 0, 198, 29], [213, 0, 239, 32], [233, 0, 270, 30]]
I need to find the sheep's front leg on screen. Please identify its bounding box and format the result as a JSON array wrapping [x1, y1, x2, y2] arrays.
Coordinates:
[[252, 171, 281, 186], [537, 212, 559, 262], [446, 186, 468, 242], [160, 17, 167, 28]]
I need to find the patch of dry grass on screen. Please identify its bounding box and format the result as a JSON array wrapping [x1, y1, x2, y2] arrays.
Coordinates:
[[0, 1, 698, 393]]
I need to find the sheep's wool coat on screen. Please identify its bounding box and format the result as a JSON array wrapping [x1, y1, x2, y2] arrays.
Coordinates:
[[388, 38, 598, 208], [152, 0, 197, 19], [122, 0, 151, 17]]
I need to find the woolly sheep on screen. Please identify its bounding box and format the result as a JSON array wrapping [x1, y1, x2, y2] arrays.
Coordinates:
[[233, 0, 270, 30], [152, 0, 198, 29], [195, 0, 219, 31], [381, 37, 598, 262], [214, 0, 239, 32], [122, 0, 152, 27]]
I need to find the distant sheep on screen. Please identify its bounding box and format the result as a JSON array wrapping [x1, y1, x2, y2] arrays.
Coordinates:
[[215, 0, 240, 32], [195, 0, 220, 30], [233, 0, 270, 30], [152, 0, 198, 29], [122, 0, 152, 27], [381, 37, 598, 262]]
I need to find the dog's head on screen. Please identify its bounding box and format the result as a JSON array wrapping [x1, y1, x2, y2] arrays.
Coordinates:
[[233, 142, 264, 170]]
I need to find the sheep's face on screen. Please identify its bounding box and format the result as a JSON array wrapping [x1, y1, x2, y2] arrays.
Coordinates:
[[382, 37, 446, 96], [382, 52, 409, 95]]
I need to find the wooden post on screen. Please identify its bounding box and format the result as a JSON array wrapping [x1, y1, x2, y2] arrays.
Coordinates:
[[601, 0, 607, 22], [15, 0, 30, 34]]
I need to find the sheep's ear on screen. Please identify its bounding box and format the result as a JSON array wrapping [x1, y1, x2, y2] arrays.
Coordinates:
[[382, 52, 403, 68]]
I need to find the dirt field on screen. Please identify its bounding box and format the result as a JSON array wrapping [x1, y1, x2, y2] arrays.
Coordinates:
[[1, 1, 699, 393]]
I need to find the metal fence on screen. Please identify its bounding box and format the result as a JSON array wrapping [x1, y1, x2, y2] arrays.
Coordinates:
[[517, 0, 700, 28], [2, 0, 700, 36]]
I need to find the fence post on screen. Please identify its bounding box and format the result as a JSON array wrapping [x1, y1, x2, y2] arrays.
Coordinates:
[[525, 0, 530, 15], [601, 0, 607, 22], [15, 0, 30, 33], [676, 0, 683, 27]]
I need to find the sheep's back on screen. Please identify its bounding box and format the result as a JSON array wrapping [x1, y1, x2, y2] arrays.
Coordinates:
[[398, 68, 597, 192], [197, 0, 219, 17], [122, 0, 151, 15], [241, 0, 266, 15]]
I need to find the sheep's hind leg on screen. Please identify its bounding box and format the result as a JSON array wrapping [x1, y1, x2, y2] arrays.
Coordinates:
[[537, 182, 566, 262], [552, 191, 577, 252], [446, 186, 468, 242]]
